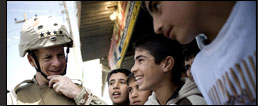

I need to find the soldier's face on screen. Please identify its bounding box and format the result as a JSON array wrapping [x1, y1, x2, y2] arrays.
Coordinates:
[[108, 73, 129, 105], [35, 45, 66, 76]]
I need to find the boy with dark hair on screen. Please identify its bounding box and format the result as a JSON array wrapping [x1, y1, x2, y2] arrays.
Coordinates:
[[144, 1, 256, 104], [131, 34, 206, 105], [182, 39, 200, 81], [107, 69, 131, 105], [127, 73, 152, 105]]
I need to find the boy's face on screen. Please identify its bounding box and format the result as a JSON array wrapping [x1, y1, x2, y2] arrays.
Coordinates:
[[128, 79, 152, 105], [185, 57, 195, 80], [185, 57, 194, 72], [131, 49, 166, 91], [145, 1, 199, 44], [108, 73, 129, 104]]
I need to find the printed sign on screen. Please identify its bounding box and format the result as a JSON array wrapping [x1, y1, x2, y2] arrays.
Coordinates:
[[108, 1, 141, 69]]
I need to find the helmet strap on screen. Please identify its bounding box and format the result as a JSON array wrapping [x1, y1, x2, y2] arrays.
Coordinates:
[[29, 51, 49, 81], [62, 47, 70, 75]]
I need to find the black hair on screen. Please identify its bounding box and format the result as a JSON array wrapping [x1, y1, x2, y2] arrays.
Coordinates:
[[107, 68, 131, 84], [126, 73, 135, 85], [182, 39, 200, 61], [141, 1, 148, 13], [133, 34, 185, 86]]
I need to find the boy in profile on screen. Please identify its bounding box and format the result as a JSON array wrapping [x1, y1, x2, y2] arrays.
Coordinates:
[[131, 34, 206, 105]]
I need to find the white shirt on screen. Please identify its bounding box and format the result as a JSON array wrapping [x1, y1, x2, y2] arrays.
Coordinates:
[[191, 1, 256, 105]]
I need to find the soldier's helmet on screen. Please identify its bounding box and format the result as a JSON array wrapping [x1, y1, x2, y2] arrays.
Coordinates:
[[19, 16, 73, 57]]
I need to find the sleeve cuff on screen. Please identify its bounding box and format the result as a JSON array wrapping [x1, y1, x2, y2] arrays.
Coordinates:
[[74, 87, 94, 105]]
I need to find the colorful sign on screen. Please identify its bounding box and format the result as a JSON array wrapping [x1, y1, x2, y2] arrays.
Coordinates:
[[108, 1, 141, 69]]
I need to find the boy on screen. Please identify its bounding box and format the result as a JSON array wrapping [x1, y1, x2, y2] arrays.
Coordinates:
[[107, 69, 131, 105], [131, 34, 206, 105], [145, 1, 256, 105], [182, 39, 200, 81], [127, 73, 152, 105]]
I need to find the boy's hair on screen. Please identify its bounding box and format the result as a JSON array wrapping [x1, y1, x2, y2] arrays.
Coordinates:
[[127, 73, 135, 85], [141, 2, 148, 13], [182, 39, 200, 61], [133, 34, 185, 85], [107, 68, 131, 84]]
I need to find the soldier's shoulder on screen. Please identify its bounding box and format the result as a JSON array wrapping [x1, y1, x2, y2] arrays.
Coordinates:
[[14, 79, 34, 93]]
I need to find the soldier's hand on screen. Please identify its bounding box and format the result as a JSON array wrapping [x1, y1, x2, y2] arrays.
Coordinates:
[[48, 75, 81, 99]]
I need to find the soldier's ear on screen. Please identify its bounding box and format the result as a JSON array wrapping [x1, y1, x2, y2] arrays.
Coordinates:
[[27, 54, 36, 67]]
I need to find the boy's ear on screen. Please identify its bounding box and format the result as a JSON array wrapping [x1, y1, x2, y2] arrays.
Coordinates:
[[163, 56, 174, 72]]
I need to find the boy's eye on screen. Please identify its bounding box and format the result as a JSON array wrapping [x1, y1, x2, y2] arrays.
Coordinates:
[[152, 2, 160, 10], [138, 59, 144, 63], [109, 82, 114, 86], [128, 87, 133, 93], [185, 64, 191, 70], [136, 85, 139, 89], [120, 80, 126, 84], [150, 1, 160, 12]]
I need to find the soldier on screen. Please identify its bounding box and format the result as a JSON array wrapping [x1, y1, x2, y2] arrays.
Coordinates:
[[7, 16, 107, 105]]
